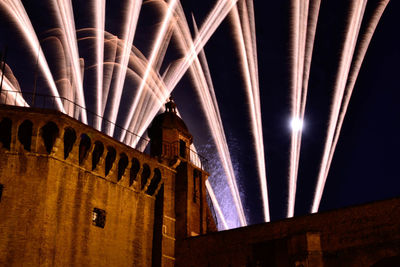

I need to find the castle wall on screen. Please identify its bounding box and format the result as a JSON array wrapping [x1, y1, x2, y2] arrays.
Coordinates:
[[0, 106, 171, 266], [177, 197, 400, 267]]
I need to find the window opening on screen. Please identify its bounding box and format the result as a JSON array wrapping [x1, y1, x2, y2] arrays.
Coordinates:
[[18, 120, 33, 151], [117, 153, 128, 181], [92, 208, 106, 228], [92, 141, 104, 170], [146, 168, 161, 196], [105, 147, 116, 176], [79, 134, 91, 165], [41, 121, 59, 154], [141, 164, 150, 190], [63, 128, 76, 159], [0, 118, 12, 150], [179, 139, 186, 158], [130, 158, 140, 186]]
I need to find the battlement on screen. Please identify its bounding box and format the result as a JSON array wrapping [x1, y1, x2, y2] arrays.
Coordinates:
[[0, 104, 215, 266], [0, 104, 164, 197]]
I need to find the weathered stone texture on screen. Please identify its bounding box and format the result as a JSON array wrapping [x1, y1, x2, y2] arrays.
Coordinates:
[[0, 106, 167, 266]]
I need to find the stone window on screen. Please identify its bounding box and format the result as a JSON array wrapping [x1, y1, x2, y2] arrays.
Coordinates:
[[18, 120, 33, 151], [130, 158, 140, 186], [146, 168, 161, 196], [79, 134, 91, 165], [179, 139, 186, 158], [63, 127, 76, 159], [141, 164, 151, 190], [0, 118, 12, 150], [92, 141, 104, 170], [117, 153, 128, 181], [92, 208, 106, 228], [0, 184, 3, 202], [41, 121, 59, 154], [105, 147, 116, 176]]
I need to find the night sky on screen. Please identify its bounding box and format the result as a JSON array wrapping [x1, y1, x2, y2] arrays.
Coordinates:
[[0, 0, 399, 227]]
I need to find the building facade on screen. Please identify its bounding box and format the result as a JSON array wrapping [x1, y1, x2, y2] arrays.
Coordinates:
[[0, 103, 215, 266]]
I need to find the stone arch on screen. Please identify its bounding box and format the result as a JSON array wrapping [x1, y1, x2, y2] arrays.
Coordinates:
[[0, 117, 12, 150], [92, 141, 104, 170], [105, 146, 116, 176], [129, 157, 140, 186], [63, 127, 76, 159], [117, 153, 129, 182], [370, 255, 400, 267], [18, 120, 33, 151], [146, 168, 162, 196], [141, 164, 151, 190], [40, 121, 59, 154], [79, 133, 91, 165]]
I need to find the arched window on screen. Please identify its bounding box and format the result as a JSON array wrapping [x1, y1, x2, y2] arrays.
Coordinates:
[[146, 168, 162, 196], [105, 146, 116, 176], [141, 164, 151, 190], [0, 117, 12, 150], [40, 121, 59, 154], [63, 127, 76, 159], [18, 120, 33, 151], [92, 141, 104, 170], [79, 134, 91, 165], [130, 158, 140, 186], [117, 153, 128, 181]]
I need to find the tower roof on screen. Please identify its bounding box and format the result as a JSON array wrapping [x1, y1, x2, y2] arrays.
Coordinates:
[[148, 97, 193, 141]]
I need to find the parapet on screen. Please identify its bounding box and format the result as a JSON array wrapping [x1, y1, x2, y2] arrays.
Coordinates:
[[0, 105, 165, 197]]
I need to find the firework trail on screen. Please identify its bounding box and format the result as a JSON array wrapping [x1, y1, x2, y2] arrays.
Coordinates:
[[287, 0, 321, 218], [0, 0, 64, 112], [229, 0, 270, 222], [312, 0, 389, 213], [52, 0, 88, 123]]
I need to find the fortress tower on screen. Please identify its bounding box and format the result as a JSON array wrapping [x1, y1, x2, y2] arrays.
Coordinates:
[[148, 97, 216, 240]]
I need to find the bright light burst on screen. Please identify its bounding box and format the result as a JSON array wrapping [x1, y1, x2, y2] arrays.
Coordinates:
[[290, 117, 304, 132]]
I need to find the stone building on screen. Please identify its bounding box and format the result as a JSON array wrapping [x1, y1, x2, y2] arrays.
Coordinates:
[[0, 102, 399, 267]]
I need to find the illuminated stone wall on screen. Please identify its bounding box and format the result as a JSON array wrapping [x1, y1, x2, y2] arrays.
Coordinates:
[[0, 106, 174, 266]]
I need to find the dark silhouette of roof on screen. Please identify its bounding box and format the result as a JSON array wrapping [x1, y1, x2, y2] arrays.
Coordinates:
[[148, 97, 192, 140]]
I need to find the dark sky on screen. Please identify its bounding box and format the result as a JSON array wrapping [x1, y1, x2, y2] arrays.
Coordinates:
[[176, 0, 400, 225], [0, 0, 399, 227]]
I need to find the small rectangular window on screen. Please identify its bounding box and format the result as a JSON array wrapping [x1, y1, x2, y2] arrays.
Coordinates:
[[0, 184, 3, 202], [92, 208, 106, 228], [179, 139, 186, 158]]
